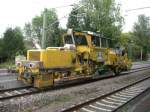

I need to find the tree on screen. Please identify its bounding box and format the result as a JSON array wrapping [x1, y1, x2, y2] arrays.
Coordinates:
[[0, 38, 3, 62], [2, 27, 25, 60], [120, 32, 133, 47], [32, 15, 43, 43], [67, 5, 81, 30], [24, 23, 32, 40], [0, 39, 2, 53], [120, 32, 143, 61], [67, 0, 123, 39], [24, 8, 61, 47], [133, 14, 150, 60]]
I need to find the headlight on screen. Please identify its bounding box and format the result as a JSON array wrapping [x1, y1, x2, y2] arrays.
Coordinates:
[[16, 61, 22, 67], [28, 61, 42, 68], [29, 63, 37, 68], [15, 55, 26, 67]]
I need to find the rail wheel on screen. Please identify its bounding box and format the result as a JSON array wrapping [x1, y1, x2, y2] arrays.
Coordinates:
[[114, 66, 121, 75]]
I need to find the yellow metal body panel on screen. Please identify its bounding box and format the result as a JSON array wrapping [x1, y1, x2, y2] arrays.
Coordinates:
[[90, 47, 107, 62], [34, 74, 54, 88], [105, 49, 117, 65], [27, 49, 76, 68], [76, 46, 90, 54], [41, 48, 76, 68], [27, 50, 42, 61]]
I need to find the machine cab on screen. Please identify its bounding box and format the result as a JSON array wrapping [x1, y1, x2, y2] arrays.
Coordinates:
[[63, 30, 88, 46], [63, 29, 90, 54], [88, 31, 114, 49], [63, 29, 115, 47]]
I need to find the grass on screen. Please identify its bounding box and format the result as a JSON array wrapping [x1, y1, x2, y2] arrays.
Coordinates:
[[0, 60, 15, 69]]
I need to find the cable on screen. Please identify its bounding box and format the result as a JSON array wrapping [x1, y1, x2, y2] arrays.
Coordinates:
[[51, 4, 74, 9], [126, 6, 150, 12], [45, 4, 85, 30], [70, 13, 86, 18]]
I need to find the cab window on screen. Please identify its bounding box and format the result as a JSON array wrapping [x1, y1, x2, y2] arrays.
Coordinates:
[[74, 35, 87, 45], [64, 35, 73, 44], [92, 36, 100, 47], [101, 38, 107, 47], [108, 39, 114, 48]]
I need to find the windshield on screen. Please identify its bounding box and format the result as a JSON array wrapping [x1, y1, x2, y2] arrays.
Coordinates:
[[64, 35, 73, 44], [74, 35, 87, 45]]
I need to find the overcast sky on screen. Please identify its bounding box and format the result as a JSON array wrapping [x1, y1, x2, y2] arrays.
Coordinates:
[[0, 0, 150, 36]]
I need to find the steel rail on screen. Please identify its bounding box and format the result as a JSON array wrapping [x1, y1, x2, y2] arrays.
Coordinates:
[[60, 76, 150, 112], [0, 87, 40, 101], [0, 66, 150, 101]]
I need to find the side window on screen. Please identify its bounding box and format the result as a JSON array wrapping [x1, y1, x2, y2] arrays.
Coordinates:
[[108, 39, 114, 48], [64, 35, 73, 44], [92, 36, 100, 47], [101, 38, 107, 47]]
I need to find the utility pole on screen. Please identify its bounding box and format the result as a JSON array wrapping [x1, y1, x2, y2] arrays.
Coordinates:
[[128, 41, 132, 60], [140, 47, 143, 61], [42, 8, 47, 49]]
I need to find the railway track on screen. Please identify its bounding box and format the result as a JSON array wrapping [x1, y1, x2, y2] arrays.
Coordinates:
[[0, 65, 149, 102], [0, 86, 39, 101], [60, 76, 150, 112], [121, 65, 150, 75]]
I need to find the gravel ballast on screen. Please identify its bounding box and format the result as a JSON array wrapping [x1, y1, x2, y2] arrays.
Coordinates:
[[1, 69, 150, 112]]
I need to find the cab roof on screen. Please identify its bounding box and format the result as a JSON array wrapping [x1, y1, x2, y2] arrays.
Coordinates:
[[75, 31, 113, 40]]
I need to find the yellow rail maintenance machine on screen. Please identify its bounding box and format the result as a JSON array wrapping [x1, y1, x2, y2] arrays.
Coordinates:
[[16, 29, 132, 88]]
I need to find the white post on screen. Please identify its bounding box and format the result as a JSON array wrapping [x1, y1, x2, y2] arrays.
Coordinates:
[[140, 48, 143, 61], [42, 8, 47, 49]]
